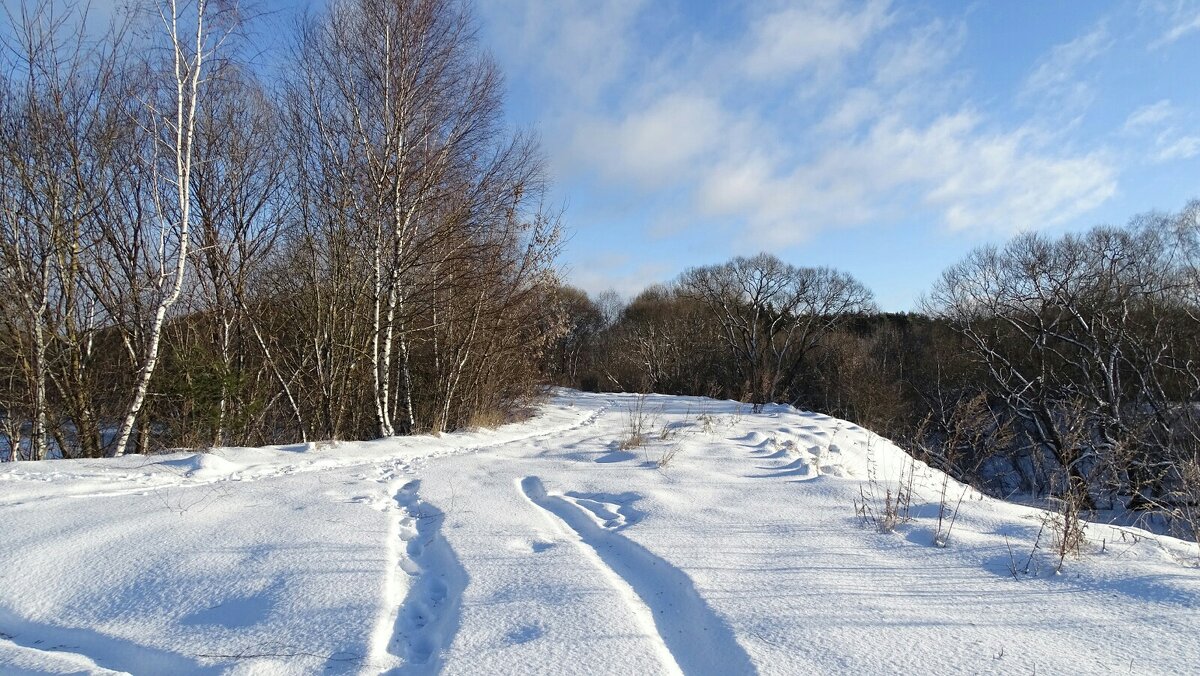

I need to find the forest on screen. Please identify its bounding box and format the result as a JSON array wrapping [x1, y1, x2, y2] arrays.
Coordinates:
[[4, 0, 1200, 541], [1, 0, 562, 457], [546, 205, 1200, 538]]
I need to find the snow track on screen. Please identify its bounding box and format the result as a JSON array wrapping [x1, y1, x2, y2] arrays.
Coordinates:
[[519, 475, 757, 676], [370, 477, 467, 675], [0, 398, 600, 511]]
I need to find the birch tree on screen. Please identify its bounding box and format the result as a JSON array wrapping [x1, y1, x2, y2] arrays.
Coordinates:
[[0, 1, 131, 459], [289, 0, 559, 437], [110, 0, 235, 455]]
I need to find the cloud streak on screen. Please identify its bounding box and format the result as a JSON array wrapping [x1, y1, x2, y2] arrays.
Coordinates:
[[741, 0, 893, 79]]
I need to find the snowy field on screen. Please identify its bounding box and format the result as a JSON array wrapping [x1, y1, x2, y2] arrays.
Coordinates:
[[1, 390, 1198, 675]]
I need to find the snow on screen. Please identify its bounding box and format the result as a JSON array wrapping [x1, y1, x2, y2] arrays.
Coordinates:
[[1, 390, 1198, 675]]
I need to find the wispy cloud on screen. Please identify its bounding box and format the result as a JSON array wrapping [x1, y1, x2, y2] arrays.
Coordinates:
[[1146, 0, 1200, 48], [1123, 99, 1175, 130], [1020, 21, 1111, 118], [741, 0, 893, 79], [694, 111, 1115, 242], [1156, 135, 1200, 161], [479, 0, 647, 105], [1118, 98, 1200, 163], [482, 0, 1132, 284], [565, 254, 673, 298], [1023, 23, 1110, 94], [872, 18, 966, 86], [571, 92, 729, 187]]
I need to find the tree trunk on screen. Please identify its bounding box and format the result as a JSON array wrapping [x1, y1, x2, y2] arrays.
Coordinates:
[[114, 0, 206, 456]]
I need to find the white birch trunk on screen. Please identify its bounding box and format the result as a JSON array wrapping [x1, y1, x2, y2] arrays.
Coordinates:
[[113, 0, 206, 456], [397, 307, 415, 434], [30, 301, 48, 460], [440, 291, 485, 433], [372, 220, 393, 438]]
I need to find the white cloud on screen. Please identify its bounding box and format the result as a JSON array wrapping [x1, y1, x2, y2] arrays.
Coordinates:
[[1156, 135, 1200, 161], [696, 111, 1116, 242], [1147, 1, 1200, 48], [1027, 22, 1108, 96], [566, 255, 672, 297], [1155, 13, 1200, 45], [1124, 99, 1175, 130], [697, 153, 776, 217], [478, 0, 646, 105], [1119, 99, 1200, 163], [820, 88, 881, 133], [573, 93, 728, 186], [484, 0, 1123, 268], [565, 5, 1118, 242], [1018, 20, 1117, 126], [872, 18, 966, 85], [922, 135, 1116, 233], [742, 0, 893, 79]]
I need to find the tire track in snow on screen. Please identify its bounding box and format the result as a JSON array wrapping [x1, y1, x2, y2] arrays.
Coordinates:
[[519, 476, 757, 676], [368, 475, 467, 675]]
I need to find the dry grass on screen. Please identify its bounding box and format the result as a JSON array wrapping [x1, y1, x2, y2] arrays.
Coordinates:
[[656, 444, 681, 469], [619, 394, 660, 450], [854, 436, 914, 534]]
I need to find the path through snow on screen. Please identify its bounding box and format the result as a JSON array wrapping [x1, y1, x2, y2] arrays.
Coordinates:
[[1, 391, 1199, 675]]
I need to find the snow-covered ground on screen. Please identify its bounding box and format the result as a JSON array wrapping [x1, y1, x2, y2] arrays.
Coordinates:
[[1, 390, 1198, 675]]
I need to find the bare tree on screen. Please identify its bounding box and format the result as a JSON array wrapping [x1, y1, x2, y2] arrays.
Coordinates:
[[108, 0, 241, 455], [285, 0, 558, 438], [184, 65, 303, 445], [679, 253, 874, 409], [0, 0, 561, 459], [926, 218, 1197, 509], [0, 1, 134, 459]]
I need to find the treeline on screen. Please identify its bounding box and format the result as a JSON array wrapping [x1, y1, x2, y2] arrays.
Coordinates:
[[4, 2, 1200, 540], [0, 0, 560, 459], [548, 203, 1200, 533]]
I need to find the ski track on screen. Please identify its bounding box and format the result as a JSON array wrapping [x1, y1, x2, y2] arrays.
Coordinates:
[[369, 472, 467, 676], [519, 475, 757, 676]]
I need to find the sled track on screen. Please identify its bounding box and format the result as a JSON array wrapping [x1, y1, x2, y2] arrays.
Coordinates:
[[0, 402, 609, 510]]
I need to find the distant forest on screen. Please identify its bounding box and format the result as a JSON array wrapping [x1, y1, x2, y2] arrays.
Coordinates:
[[547, 203, 1200, 538], [4, 1, 1200, 540]]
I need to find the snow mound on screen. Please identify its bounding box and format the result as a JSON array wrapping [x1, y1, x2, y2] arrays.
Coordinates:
[[151, 453, 240, 480]]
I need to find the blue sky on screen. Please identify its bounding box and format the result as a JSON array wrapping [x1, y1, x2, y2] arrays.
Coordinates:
[[472, 0, 1200, 309], [65, 0, 1200, 310]]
